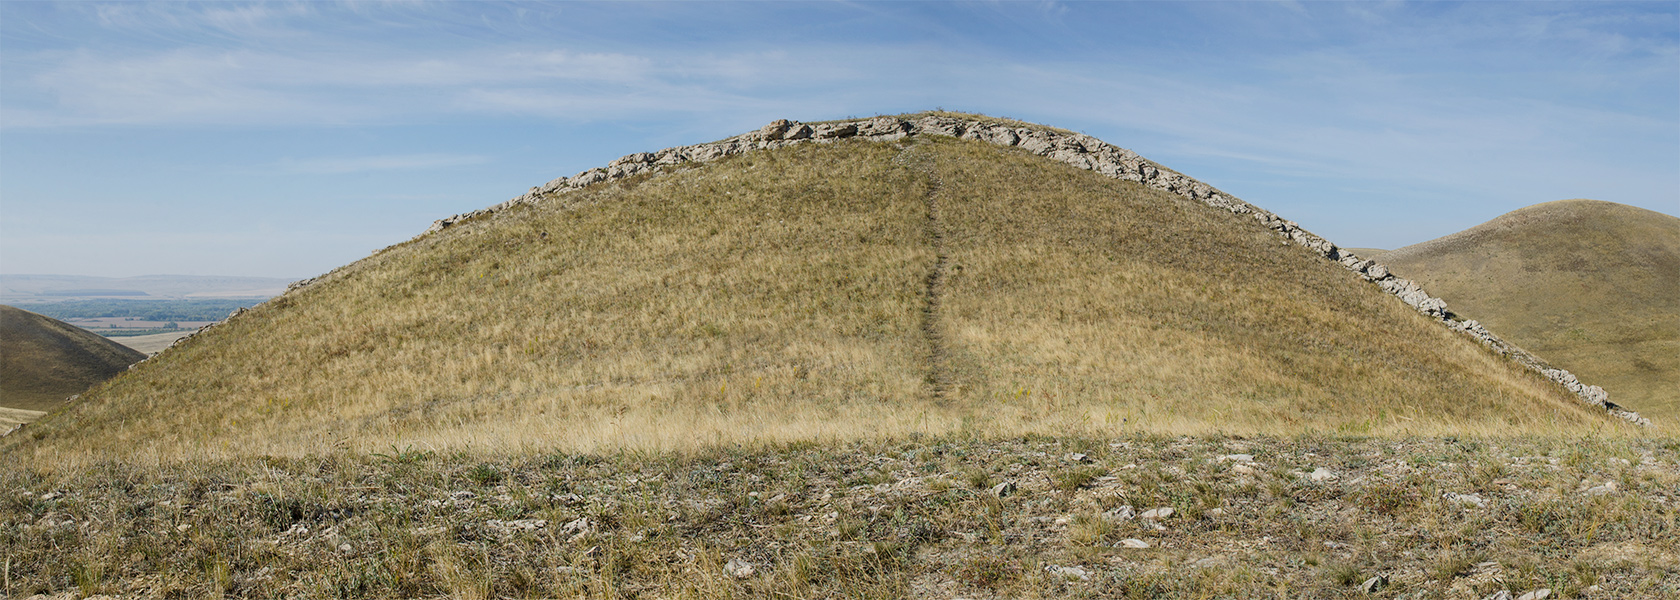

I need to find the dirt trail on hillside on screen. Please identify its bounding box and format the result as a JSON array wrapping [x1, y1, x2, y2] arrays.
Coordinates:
[[896, 142, 953, 403]]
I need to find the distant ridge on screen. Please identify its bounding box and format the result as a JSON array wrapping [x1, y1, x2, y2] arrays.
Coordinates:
[[1379, 199, 1679, 422], [0, 274, 292, 301], [0, 305, 146, 414]]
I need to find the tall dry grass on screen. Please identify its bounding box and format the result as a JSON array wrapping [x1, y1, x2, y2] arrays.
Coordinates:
[[924, 139, 1612, 437], [4, 137, 1634, 468]]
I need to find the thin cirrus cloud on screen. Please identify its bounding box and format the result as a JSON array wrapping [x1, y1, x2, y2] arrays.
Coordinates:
[[6, 35, 1669, 209], [276, 153, 490, 175], [1, 43, 861, 130], [3, 47, 677, 128], [0, 0, 1672, 278]]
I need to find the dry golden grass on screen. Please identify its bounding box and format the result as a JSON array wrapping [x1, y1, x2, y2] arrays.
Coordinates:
[[5, 435, 1676, 598], [922, 141, 1611, 437], [3, 136, 1635, 467], [1379, 200, 1679, 422]]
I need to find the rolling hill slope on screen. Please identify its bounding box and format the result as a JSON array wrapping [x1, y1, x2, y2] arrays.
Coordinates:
[[3, 114, 1634, 464], [1378, 199, 1679, 422], [0, 305, 146, 413]]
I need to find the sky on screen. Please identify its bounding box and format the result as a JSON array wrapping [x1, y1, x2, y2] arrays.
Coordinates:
[[1, 1, 1675, 279]]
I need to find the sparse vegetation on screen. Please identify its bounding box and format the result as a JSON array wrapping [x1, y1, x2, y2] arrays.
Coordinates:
[[3, 435, 1675, 598]]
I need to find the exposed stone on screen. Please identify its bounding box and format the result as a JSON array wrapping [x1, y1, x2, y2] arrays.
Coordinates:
[[1309, 468, 1338, 483], [487, 518, 548, 534], [1065, 452, 1090, 463], [785, 124, 815, 140], [1118, 538, 1150, 549], [1515, 590, 1552, 600], [1044, 564, 1091, 581], [1103, 505, 1135, 522], [814, 123, 858, 139], [1218, 454, 1254, 463], [759, 119, 794, 140], [558, 517, 593, 541], [1141, 507, 1174, 520], [1361, 575, 1388, 593], [609, 152, 655, 167], [725, 558, 755, 579], [1442, 492, 1486, 508], [1481, 591, 1513, 600], [1580, 481, 1618, 496], [989, 481, 1016, 497]]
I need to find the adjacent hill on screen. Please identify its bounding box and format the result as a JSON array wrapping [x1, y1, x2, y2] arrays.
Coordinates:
[[4, 114, 1629, 464], [0, 305, 146, 412], [1378, 199, 1680, 422]]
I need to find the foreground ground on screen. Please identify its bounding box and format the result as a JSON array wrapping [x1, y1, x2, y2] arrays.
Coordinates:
[[4, 434, 1676, 599]]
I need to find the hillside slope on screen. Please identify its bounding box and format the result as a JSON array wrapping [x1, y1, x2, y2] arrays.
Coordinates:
[[4, 116, 1630, 464], [0, 305, 146, 412], [1378, 200, 1680, 422]]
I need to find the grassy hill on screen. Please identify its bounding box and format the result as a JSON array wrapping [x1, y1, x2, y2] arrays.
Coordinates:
[[1378, 200, 1679, 423], [0, 305, 146, 413], [1, 114, 1667, 599], [3, 121, 1627, 466]]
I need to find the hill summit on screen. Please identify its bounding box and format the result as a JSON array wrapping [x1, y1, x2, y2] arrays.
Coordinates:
[[1378, 199, 1679, 422], [3, 112, 1642, 464]]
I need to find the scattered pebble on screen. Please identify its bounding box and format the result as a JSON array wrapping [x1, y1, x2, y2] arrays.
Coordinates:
[[559, 517, 593, 542], [1102, 505, 1135, 522], [1442, 492, 1486, 508], [487, 518, 548, 534], [1044, 564, 1091, 581], [724, 558, 755, 579], [1580, 481, 1617, 496], [1140, 507, 1174, 520], [1360, 575, 1387, 593]]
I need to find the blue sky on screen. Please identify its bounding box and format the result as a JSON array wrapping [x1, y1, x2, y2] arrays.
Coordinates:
[[2, 1, 1675, 279]]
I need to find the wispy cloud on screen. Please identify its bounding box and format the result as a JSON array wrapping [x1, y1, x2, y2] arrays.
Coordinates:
[[0, 1, 1672, 276], [277, 153, 489, 174]]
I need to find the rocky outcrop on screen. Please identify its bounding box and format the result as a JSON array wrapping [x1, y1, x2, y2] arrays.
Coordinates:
[[412, 113, 1647, 427]]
